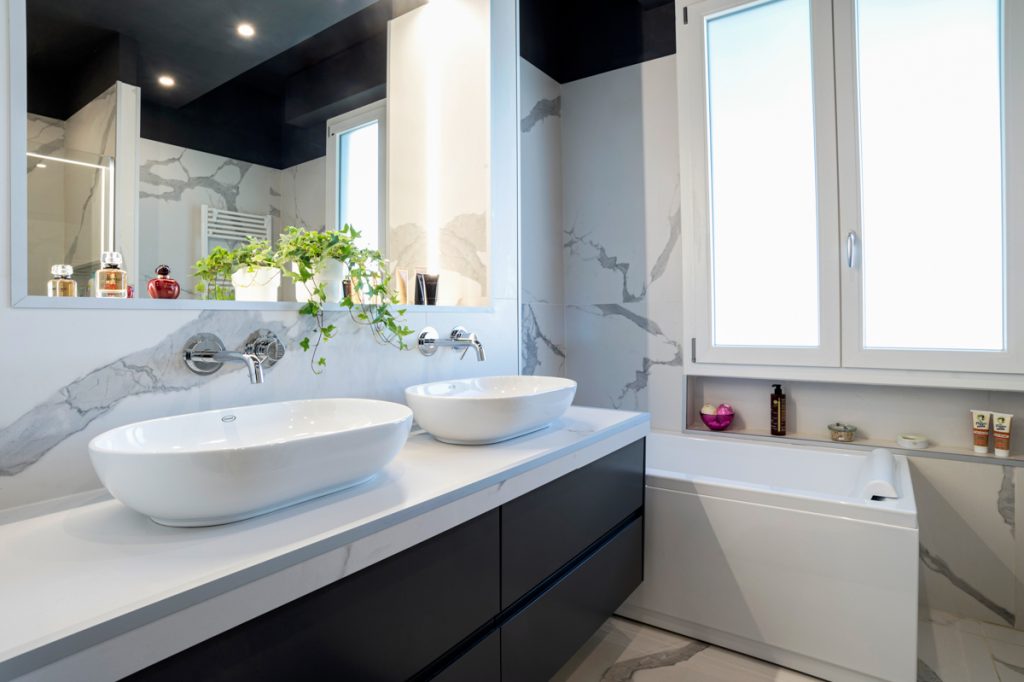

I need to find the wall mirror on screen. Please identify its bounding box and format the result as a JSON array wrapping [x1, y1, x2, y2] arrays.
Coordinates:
[[13, 0, 494, 309]]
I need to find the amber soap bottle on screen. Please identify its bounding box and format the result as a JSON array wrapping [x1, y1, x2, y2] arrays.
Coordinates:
[[770, 384, 787, 436]]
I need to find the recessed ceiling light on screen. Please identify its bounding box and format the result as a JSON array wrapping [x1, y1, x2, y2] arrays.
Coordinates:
[[237, 23, 255, 38], [157, 75, 176, 87]]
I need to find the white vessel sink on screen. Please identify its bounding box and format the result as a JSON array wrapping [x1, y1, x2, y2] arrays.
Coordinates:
[[89, 399, 413, 527], [405, 376, 577, 445]]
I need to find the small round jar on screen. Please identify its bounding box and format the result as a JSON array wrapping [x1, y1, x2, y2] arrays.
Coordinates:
[[828, 423, 857, 442]]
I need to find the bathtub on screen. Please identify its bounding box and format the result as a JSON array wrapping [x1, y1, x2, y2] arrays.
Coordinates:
[[618, 432, 918, 682]]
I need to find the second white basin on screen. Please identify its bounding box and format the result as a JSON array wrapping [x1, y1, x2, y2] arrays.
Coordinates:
[[89, 398, 413, 526], [405, 375, 577, 445]]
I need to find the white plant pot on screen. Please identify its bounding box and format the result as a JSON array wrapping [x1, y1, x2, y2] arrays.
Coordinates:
[[231, 266, 281, 302], [293, 259, 346, 303]]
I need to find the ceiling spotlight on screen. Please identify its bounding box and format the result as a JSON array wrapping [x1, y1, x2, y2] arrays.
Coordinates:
[[157, 75, 176, 87], [237, 23, 255, 38]]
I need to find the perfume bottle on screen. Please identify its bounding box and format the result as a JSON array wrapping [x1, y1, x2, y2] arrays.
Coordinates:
[[147, 264, 180, 299], [47, 264, 77, 297], [95, 251, 127, 299]]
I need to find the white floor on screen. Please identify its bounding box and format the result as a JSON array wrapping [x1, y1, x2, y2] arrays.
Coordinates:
[[552, 612, 1024, 681]]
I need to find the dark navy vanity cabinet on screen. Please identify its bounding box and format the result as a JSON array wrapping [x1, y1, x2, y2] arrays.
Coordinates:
[[128, 439, 645, 682]]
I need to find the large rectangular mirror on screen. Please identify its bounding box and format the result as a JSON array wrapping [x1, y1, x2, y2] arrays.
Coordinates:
[[14, 0, 493, 308]]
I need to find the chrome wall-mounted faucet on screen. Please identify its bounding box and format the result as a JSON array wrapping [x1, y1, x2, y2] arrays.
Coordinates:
[[183, 329, 285, 384], [417, 326, 486, 361]]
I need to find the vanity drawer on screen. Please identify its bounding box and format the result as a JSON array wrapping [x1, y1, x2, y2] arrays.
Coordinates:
[[128, 510, 499, 682], [429, 630, 500, 682], [501, 438, 644, 607], [501, 517, 644, 682]]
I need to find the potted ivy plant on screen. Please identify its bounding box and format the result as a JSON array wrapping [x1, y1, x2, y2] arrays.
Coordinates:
[[276, 225, 412, 373], [230, 237, 281, 302], [276, 227, 347, 304], [192, 246, 236, 300]]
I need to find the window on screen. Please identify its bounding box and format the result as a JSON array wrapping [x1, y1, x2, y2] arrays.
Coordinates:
[[682, 0, 840, 366], [681, 0, 1024, 374], [326, 101, 386, 252]]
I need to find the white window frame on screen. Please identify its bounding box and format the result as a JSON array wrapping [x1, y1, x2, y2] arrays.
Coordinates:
[[325, 100, 387, 253], [833, 0, 1024, 374], [680, 0, 1024, 378], [680, 0, 842, 368]]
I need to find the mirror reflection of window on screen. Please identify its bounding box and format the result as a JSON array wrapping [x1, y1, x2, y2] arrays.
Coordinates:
[[327, 101, 386, 253]]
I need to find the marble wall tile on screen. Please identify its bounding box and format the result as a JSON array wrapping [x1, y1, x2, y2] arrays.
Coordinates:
[[520, 59, 564, 307], [137, 139, 280, 295], [557, 56, 683, 430], [912, 458, 1016, 627], [522, 303, 566, 378], [278, 156, 325, 234]]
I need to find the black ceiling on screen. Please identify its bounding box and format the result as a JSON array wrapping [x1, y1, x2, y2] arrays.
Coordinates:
[[520, 0, 675, 84], [26, 0, 425, 168], [27, 0, 383, 109]]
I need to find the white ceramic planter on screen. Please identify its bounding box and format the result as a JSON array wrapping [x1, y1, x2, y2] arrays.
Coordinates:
[[231, 266, 281, 302], [293, 258, 346, 303]]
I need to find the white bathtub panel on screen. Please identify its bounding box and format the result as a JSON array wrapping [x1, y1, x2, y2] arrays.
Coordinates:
[[625, 487, 918, 682]]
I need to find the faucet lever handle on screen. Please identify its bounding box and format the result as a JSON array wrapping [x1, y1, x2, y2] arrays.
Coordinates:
[[244, 330, 285, 368]]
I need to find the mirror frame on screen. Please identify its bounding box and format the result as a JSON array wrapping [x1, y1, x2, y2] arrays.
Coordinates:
[[8, 0, 517, 313]]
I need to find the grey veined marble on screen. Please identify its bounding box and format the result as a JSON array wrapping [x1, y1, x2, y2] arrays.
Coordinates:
[[521, 95, 561, 134], [564, 204, 680, 304], [140, 150, 254, 212], [521, 304, 566, 376], [919, 545, 1014, 626], [600, 641, 709, 682], [0, 311, 301, 476]]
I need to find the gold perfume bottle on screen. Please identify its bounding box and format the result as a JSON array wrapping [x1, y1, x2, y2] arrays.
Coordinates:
[[95, 251, 127, 299], [47, 264, 77, 297]]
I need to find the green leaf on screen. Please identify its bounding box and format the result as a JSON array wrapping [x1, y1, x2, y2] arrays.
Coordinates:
[[299, 337, 311, 352]]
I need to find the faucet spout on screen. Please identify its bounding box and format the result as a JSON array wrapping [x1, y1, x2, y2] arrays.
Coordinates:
[[213, 351, 264, 384]]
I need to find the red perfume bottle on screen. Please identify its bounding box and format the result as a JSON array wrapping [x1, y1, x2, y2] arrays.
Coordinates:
[[147, 264, 180, 299]]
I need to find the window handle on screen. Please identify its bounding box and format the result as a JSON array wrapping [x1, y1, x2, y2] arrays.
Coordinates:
[[846, 231, 858, 268]]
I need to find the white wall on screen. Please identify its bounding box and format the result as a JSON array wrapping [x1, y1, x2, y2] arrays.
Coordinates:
[[0, 0, 520, 511]]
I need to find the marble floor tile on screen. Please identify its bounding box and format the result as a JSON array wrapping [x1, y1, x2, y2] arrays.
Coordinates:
[[558, 613, 1024, 682], [986, 639, 1024, 682], [919, 616, 972, 682], [552, 617, 818, 682]]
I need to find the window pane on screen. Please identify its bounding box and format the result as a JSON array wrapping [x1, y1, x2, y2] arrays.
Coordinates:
[[338, 121, 379, 250], [706, 0, 820, 348], [857, 0, 1004, 351]]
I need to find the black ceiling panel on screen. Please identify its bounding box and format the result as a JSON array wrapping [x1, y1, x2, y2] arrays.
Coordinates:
[[520, 0, 676, 84]]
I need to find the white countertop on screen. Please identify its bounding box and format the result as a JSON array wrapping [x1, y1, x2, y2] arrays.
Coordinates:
[[0, 406, 648, 681]]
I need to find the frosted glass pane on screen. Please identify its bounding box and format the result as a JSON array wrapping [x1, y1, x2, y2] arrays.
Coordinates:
[[857, 0, 1004, 351], [338, 121, 380, 250], [706, 0, 820, 347]]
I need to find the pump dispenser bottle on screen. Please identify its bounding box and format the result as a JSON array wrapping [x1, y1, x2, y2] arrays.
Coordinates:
[[770, 384, 787, 436]]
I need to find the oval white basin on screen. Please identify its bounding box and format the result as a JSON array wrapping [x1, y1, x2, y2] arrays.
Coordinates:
[[89, 399, 413, 527], [405, 376, 577, 445]]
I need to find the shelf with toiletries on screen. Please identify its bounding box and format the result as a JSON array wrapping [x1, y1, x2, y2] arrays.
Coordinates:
[[685, 375, 1024, 467], [683, 421, 1024, 467]]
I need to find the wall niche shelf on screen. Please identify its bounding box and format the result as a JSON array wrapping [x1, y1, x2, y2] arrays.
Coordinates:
[[683, 422, 1024, 468]]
